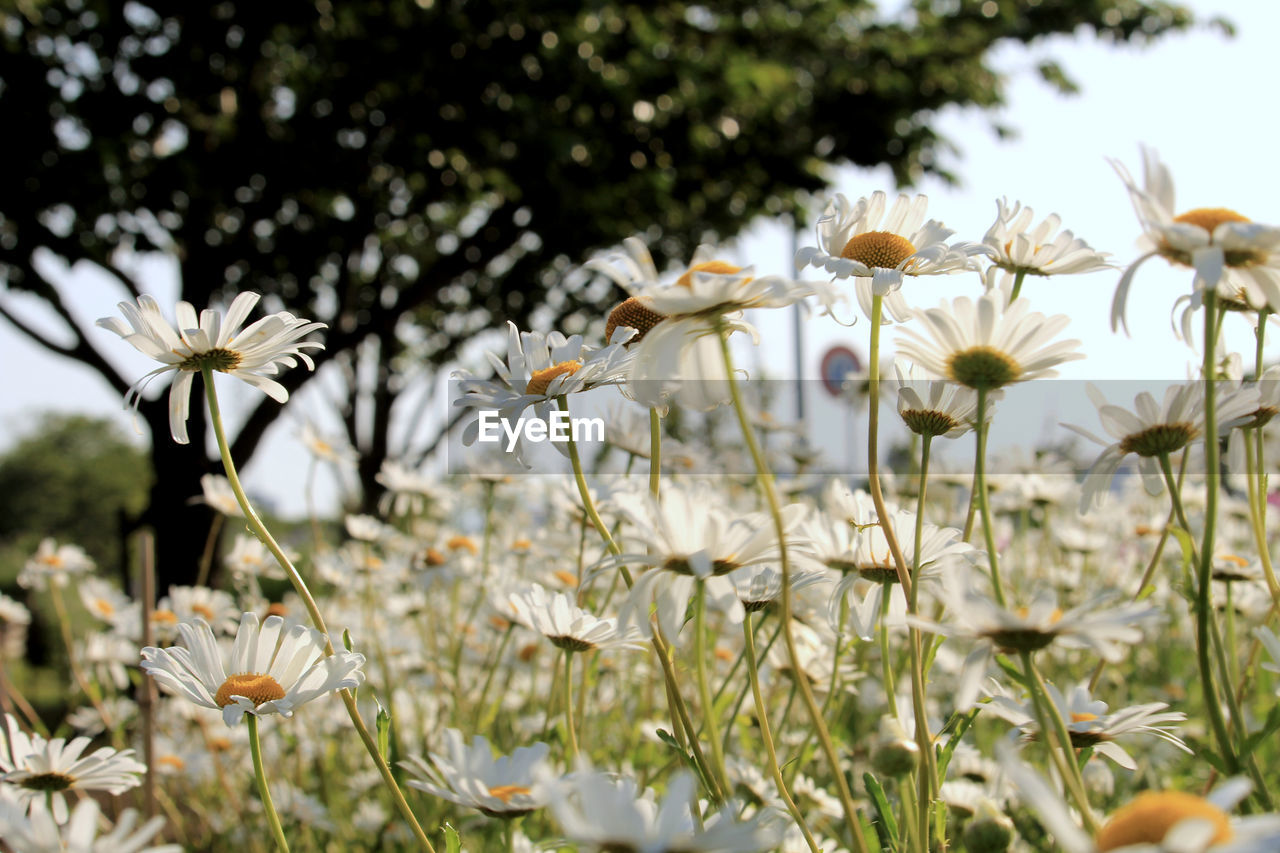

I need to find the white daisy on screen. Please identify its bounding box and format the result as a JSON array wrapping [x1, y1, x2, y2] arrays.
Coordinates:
[[0, 713, 146, 823], [96, 292, 325, 444], [894, 290, 1084, 391], [17, 538, 94, 591], [0, 593, 31, 660], [1064, 382, 1260, 512], [1110, 146, 1280, 334], [140, 611, 365, 727], [795, 190, 982, 322], [507, 583, 647, 653], [982, 197, 1112, 280], [400, 729, 553, 817], [891, 360, 984, 439], [546, 768, 782, 853], [0, 797, 179, 853], [454, 321, 633, 465], [982, 681, 1189, 770], [194, 473, 243, 517]]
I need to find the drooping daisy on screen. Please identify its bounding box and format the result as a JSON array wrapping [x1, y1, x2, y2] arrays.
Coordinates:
[[507, 583, 647, 653], [400, 729, 553, 818], [0, 797, 179, 853], [1110, 146, 1280, 334], [140, 611, 365, 727], [17, 538, 95, 591], [795, 191, 982, 322], [0, 593, 31, 660], [454, 321, 633, 465], [0, 713, 146, 822], [894, 290, 1084, 392], [1065, 381, 1260, 512], [97, 292, 325, 444], [299, 420, 358, 466], [982, 681, 1189, 770], [982, 198, 1111, 280], [546, 768, 783, 853]]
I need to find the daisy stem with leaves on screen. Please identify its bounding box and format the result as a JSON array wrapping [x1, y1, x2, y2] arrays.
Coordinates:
[[557, 397, 724, 802], [246, 715, 290, 852], [715, 318, 872, 853], [199, 366, 436, 853]]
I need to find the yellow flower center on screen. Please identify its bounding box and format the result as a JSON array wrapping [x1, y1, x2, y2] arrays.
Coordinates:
[[553, 569, 579, 587], [675, 260, 746, 288], [95, 599, 115, 617], [191, 603, 216, 621], [152, 609, 179, 625], [840, 231, 917, 270], [487, 784, 532, 804], [1173, 207, 1250, 235], [1095, 791, 1233, 851], [178, 347, 243, 372], [447, 535, 479, 555], [266, 603, 288, 618], [1119, 423, 1198, 457], [207, 737, 233, 753], [214, 673, 287, 708], [38, 554, 64, 567], [1070, 712, 1098, 723], [605, 296, 667, 344], [18, 772, 75, 792], [158, 754, 187, 771], [946, 346, 1022, 390], [525, 361, 582, 396], [511, 538, 533, 551]]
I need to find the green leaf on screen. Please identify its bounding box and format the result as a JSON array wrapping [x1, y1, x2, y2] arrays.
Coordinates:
[[937, 708, 980, 779], [442, 822, 462, 853], [1243, 704, 1280, 754], [863, 772, 899, 851]]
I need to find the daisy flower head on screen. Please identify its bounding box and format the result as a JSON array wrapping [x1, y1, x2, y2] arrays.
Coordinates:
[[1110, 145, 1280, 334], [507, 583, 647, 653], [96, 292, 325, 444], [983, 197, 1112, 280], [0, 713, 146, 823], [400, 729, 553, 818], [982, 681, 1189, 770], [17, 538, 95, 591], [0, 593, 31, 660], [891, 359, 984, 439], [915, 571, 1157, 710], [1065, 381, 1260, 513], [546, 768, 783, 853], [587, 236, 838, 411], [1002, 744, 1280, 853], [894, 290, 1084, 392], [0, 797, 179, 853], [140, 611, 365, 727], [454, 321, 632, 465], [796, 190, 983, 322]]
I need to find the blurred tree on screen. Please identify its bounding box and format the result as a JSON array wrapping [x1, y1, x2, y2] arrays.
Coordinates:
[[0, 413, 151, 583], [0, 0, 1216, 586]]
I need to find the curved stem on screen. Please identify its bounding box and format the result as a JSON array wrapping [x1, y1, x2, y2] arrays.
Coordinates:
[[866, 295, 915, 598], [1019, 652, 1099, 835], [693, 585, 730, 794], [716, 320, 870, 853], [200, 367, 435, 853], [562, 649, 579, 763], [909, 433, 939, 851], [247, 715, 291, 853], [1008, 270, 1028, 303]]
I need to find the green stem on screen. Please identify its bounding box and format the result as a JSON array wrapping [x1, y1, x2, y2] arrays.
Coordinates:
[[909, 433, 939, 852], [974, 386, 1006, 606], [562, 649, 579, 763], [866, 295, 915, 597], [558, 396, 723, 802], [1019, 652, 1099, 835], [716, 320, 871, 853], [1008, 269, 1028, 303], [649, 407, 662, 498], [1195, 296, 1241, 778], [743, 611, 819, 853], [247, 715, 291, 853], [693, 585, 731, 796], [200, 367, 435, 853]]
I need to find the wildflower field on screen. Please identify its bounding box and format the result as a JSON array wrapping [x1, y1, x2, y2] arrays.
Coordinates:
[[5, 149, 1280, 853]]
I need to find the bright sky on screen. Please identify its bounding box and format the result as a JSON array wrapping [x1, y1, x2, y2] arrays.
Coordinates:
[[3, 0, 1275, 515]]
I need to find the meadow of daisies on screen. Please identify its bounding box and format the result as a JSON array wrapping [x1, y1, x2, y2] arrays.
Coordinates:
[[4, 146, 1280, 852]]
